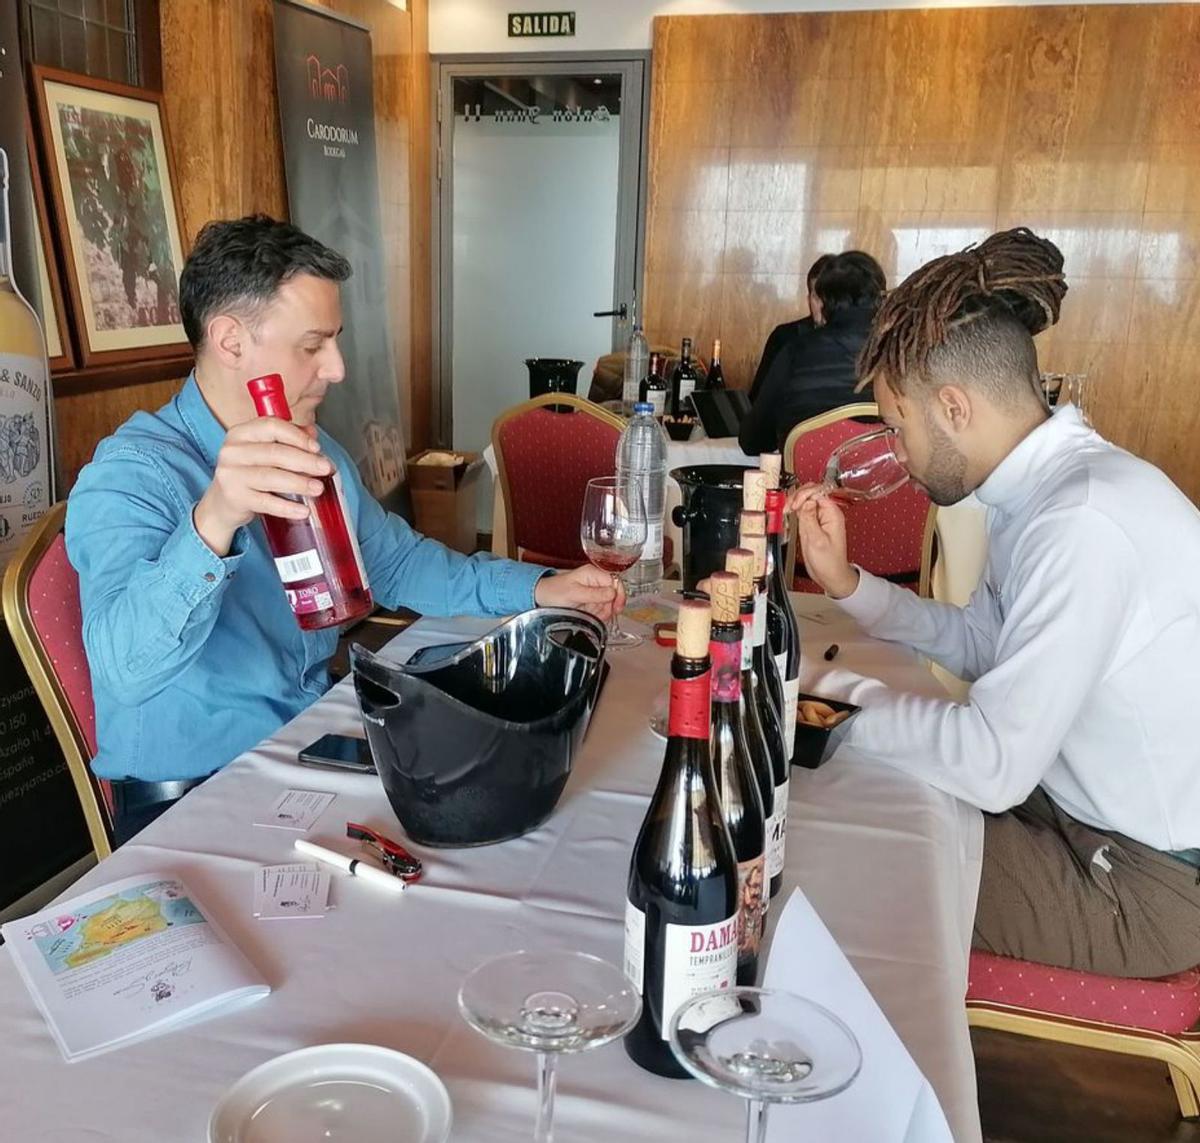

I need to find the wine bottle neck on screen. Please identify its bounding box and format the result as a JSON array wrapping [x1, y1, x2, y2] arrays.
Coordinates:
[[0, 149, 14, 285], [709, 624, 742, 704]]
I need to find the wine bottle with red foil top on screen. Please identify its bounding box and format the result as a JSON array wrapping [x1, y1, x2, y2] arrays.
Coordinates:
[[247, 374, 373, 631], [707, 570, 766, 986], [765, 486, 802, 765], [738, 495, 786, 726], [737, 513, 790, 900], [624, 600, 739, 1078], [725, 547, 778, 905]]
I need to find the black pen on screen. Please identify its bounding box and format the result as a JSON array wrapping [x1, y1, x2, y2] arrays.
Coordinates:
[[823, 643, 839, 661]]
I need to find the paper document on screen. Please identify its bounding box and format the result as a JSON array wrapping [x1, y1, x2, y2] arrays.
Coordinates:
[[254, 789, 336, 831], [1, 873, 269, 1062]]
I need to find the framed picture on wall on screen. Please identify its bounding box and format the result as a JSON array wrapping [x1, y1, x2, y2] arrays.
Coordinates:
[[26, 124, 74, 373], [30, 66, 188, 369]]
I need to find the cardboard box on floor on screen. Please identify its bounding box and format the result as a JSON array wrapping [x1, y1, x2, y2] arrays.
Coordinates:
[[408, 450, 483, 554]]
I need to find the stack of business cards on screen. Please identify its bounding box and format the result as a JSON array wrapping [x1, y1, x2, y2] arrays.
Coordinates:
[[253, 863, 332, 920]]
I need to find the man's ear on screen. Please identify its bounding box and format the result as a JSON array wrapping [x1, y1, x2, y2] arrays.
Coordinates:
[[937, 384, 972, 432], [205, 314, 247, 371]]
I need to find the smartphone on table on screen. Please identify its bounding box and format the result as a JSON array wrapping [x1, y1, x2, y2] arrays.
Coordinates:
[[297, 733, 376, 774]]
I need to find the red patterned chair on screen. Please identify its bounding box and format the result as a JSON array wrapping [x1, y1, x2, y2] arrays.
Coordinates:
[[967, 950, 1200, 1118], [783, 403, 937, 597], [2, 502, 113, 858]]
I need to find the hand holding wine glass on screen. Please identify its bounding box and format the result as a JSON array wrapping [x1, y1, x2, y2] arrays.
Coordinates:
[[792, 494, 859, 600], [580, 475, 646, 648]]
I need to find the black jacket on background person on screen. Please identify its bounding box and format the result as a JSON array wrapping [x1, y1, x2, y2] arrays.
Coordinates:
[[738, 304, 877, 456], [748, 316, 815, 402]]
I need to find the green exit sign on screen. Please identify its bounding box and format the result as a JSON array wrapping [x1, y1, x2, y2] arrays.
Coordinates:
[[508, 11, 576, 37]]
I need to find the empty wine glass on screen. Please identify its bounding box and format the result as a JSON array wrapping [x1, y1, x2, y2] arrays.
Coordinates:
[[821, 427, 910, 502], [669, 987, 861, 1143], [580, 475, 647, 648], [458, 949, 642, 1143]]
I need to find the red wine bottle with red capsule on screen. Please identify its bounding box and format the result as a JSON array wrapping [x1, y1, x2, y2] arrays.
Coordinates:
[[247, 374, 373, 631], [624, 600, 739, 1078]]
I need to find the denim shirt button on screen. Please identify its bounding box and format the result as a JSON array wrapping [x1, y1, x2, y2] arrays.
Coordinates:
[[204, 572, 216, 582]]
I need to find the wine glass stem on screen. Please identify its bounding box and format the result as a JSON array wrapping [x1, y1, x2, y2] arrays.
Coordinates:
[[535, 1050, 557, 1143], [745, 1098, 769, 1143], [607, 573, 622, 641]]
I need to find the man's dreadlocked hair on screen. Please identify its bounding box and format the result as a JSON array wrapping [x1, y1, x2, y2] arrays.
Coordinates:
[[858, 228, 1068, 402]]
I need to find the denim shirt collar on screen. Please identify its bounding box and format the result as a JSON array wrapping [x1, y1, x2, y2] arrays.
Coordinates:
[[176, 373, 229, 469]]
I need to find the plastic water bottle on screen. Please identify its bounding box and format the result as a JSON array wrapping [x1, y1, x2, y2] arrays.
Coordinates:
[[622, 322, 649, 416], [617, 402, 669, 596]]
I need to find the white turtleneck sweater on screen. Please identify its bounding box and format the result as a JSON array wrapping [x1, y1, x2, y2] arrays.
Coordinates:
[[831, 404, 1200, 851]]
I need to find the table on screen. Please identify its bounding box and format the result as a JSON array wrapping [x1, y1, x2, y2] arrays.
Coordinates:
[[0, 598, 983, 1142]]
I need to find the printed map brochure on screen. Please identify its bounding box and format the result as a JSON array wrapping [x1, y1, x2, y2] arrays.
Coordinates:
[[0, 873, 270, 1061]]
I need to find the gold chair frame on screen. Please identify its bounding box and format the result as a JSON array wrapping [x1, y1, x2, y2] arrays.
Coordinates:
[[967, 1000, 1200, 1119], [781, 403, 937, 598], [2, 502, 113, 858], [490, 393, 626, 562]]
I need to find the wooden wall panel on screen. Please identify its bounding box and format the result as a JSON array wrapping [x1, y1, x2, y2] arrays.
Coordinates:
[[645, 5, 1200, 502], [53, 0, 432, 487]]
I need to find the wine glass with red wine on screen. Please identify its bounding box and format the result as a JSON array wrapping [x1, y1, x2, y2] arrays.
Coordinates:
[[580, 475, 647, 649], [821, 427, 910, 502]]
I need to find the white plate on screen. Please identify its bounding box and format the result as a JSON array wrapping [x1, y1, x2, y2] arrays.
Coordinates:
[[209, 1043, 452, 1143]]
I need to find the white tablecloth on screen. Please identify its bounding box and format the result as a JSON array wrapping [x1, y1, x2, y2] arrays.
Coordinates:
[[0, 598, 983, 1142]]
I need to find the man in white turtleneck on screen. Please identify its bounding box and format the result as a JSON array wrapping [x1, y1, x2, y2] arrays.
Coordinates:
[[791, 229, 1200, 978]]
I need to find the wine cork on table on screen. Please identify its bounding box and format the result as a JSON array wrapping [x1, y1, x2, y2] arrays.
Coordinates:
[[759, 452, 782, 490], [676, 599, 713, 659], [726, 547, 755, 600], [742, 470, 768, 512], [708, 571, 741, 624]]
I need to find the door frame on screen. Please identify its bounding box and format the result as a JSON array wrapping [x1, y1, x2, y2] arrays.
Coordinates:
[[430, 52, 651, 448]]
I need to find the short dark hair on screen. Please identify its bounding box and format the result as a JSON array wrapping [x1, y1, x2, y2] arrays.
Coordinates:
[[179, 215, 352, 350], [924, 300, 1042, 409], [806, 254, 835, 291], [813, 251, 886, 319]]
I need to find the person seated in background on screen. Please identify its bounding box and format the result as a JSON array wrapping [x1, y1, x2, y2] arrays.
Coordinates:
[[748, 253, 833, 403], [791, 228, 1200, 978], [739, 251, 886, 456], [67, 215, 623, 845]]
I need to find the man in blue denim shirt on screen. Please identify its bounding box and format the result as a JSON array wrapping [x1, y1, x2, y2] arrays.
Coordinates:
[[67, 216, 621, 843]]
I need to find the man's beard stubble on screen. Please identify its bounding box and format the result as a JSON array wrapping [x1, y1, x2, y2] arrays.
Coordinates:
[[919, 409, 970, 506]]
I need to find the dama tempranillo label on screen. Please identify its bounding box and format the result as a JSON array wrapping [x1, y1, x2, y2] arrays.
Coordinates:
[[668, 670, 712, 739], [659, 914, 738, 1040]]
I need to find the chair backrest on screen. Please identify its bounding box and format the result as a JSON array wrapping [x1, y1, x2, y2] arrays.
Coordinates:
[[783, 404, 937, 596], [2, 502, 113, 857], [491, 394, 625, 567]]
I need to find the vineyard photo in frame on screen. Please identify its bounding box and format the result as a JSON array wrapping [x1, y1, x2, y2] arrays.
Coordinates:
[[31, 67, 187, 368]]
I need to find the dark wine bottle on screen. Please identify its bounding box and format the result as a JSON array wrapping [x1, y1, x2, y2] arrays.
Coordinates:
[[725, 547, 778, 909], [707, 571, 766, 987], [739, 512, 790, 900], [707, 338, 726, 390], [669, 337, 699, 418], [765, 487, 802, 765], [639, 351, 668, 418], [624, 600, 740, 1078]]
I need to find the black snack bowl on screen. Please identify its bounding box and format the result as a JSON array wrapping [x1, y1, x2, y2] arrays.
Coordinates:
[[791, 694, 862, 770], [351, 609, 607, 847]]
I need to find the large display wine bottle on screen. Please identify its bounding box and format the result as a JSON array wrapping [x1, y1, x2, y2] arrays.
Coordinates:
[[765, 487, 801, 765], [624, 599, 739, 1078], [247, 374, 373, 631], [738, 514, 790, 900], [707, 570, 766, 986], [0, 149, 52, 565], [725, 547, 779, 909]]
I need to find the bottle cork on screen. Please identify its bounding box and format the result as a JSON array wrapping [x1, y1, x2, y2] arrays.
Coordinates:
[[742, 470, 768, 512], [708, 571, 741, 624], [725, 547, 755, 600], [745, 533, 768, 578], [759, 452, 782, 490], [675, 599, 712, 659], [739, 508, 767, 539]]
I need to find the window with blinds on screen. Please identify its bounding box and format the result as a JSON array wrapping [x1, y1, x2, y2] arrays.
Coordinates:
[[20, 0, 155, 88]]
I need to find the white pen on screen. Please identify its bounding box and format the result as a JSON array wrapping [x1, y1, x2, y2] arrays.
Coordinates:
[[294, 839, 407, 895]]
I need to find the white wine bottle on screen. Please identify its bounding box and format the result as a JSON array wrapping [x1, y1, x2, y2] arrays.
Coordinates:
[[0, 148, 52, 565]]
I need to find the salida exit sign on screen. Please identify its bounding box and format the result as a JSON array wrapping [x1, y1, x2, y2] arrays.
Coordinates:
[[508, 11, 576, 37]]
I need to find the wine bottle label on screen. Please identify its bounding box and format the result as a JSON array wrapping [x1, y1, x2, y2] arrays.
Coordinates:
[[275, 548, 324, 584], [648, 390, 666, 417], [644, 519, 663, 562], [737, 855, 765, 962], [0, 352, 51, 564], [768, 777, 790, 879], [709, 639, 742, 703], [678, 377, 696, 402], [752, 590, 767, 648], [285, 582, 335, 616], [667, 670, 712, 739], [623, 899, 646, 995], [773, 651, 788, 690], [332, 471, 371, 591], [782, 675, 801, 759], [660, 913, 739, 1040], [739, 615, 753, 671]]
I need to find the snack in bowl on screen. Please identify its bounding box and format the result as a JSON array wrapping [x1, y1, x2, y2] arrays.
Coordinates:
[[798, 700, 850, 730]]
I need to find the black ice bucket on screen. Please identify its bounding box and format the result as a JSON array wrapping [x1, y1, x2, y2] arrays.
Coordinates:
[[525, 358, 584, 400], [350, 609, 607, 848], [671, 464, 755, 592]]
